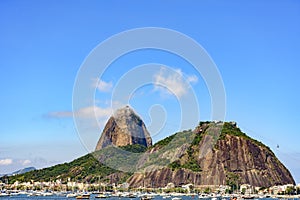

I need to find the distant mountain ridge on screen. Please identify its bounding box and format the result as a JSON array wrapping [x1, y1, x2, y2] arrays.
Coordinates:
[[2, 107, 295, 188], [11, 167, 36, 175], [0, 167, 36, 177]]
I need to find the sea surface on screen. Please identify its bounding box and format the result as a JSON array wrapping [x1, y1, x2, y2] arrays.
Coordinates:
[[0, 195, 299, 200]]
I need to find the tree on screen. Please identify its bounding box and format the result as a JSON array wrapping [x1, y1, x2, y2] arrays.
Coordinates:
[[204, 187, 211, 194], [285, 186, 295, 195], [241, 188, 246, 195], [226, 172, 240, 193]]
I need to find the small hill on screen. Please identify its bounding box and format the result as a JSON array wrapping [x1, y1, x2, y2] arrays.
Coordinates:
[[11, 167, 36, 175], [0, 167, 36, 178], [3, 144, 146, 184]]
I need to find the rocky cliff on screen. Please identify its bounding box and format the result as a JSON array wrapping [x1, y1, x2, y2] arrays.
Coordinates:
[[95, 106, 152, 151], [8, 118, 295, 188], [127, 121, 295, 188]]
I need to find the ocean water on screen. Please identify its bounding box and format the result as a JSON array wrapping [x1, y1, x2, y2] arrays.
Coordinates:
[[0, 195, 299, 200]]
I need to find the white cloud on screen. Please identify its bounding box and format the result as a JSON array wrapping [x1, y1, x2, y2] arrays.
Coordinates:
[[92, 78, 113, 92], [46, 103, 126, 129], [153, 67, 198, 98], [47, 106, 113, 120], [20, 159, 31, 166], [0, 158, 13, 166], [75, 106, 113, 119], [187, 75, 198, 83]]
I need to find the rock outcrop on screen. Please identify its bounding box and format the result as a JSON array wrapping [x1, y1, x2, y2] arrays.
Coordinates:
[[127, 122, 295, 188], [11, 118, 294, 188], [95, 106, 152, 151]]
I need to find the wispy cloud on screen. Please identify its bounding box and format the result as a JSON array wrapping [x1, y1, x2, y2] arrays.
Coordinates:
[[20, 159, 31, 166], [0, 158, 13, 166], [187, 75, 198, 84], [75, 106, 113, 119], [153, 67, 198, 98], [46, 111, 73, 118], [92, 78, 113, 92], [47, 106, 113, 119]]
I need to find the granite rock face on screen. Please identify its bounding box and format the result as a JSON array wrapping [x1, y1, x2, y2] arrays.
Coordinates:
[[95, 106, 152, 151], [127, 122, 295, 188], [95, 111, 294, 188]]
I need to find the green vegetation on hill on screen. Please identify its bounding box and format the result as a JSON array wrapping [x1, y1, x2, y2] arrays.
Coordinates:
[[168, 159, 201, 172], [220, 122, 273, 153], [143, 130, 194, 170], [6, 144, 148, 184], [220, 122, 246, 138], [119, 144, 147, 153], [191, 131, 203, 146], [151, 129, 195, 150], [168, 129, 204, 172], [92, 144, 147, 173], [3, 151, 131, 184], [199, 121, 211, 126], [150, 133, 177, 149], [2, 121, 278, 185]]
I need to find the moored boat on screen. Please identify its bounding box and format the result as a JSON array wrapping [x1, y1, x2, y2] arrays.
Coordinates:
[[95, 194, 107, 198], [141, 195, 154, 200], [242, 195, 255, 199], [172, 197, 182, 200], [66, 193, 78, 198], [0, 193, 9, 197], [76, 193, 90, 199]]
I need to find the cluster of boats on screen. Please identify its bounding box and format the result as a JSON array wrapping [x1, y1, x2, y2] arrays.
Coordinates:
[[70, 192, 179, 199], [0, 191, 299, 199], [0, 191, 183, 199]]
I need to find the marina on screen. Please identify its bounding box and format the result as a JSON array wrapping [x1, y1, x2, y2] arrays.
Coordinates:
[[0, 191, 300, 200]]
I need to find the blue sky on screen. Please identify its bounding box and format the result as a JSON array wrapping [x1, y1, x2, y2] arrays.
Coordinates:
[[0, 1, 300, 183]]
